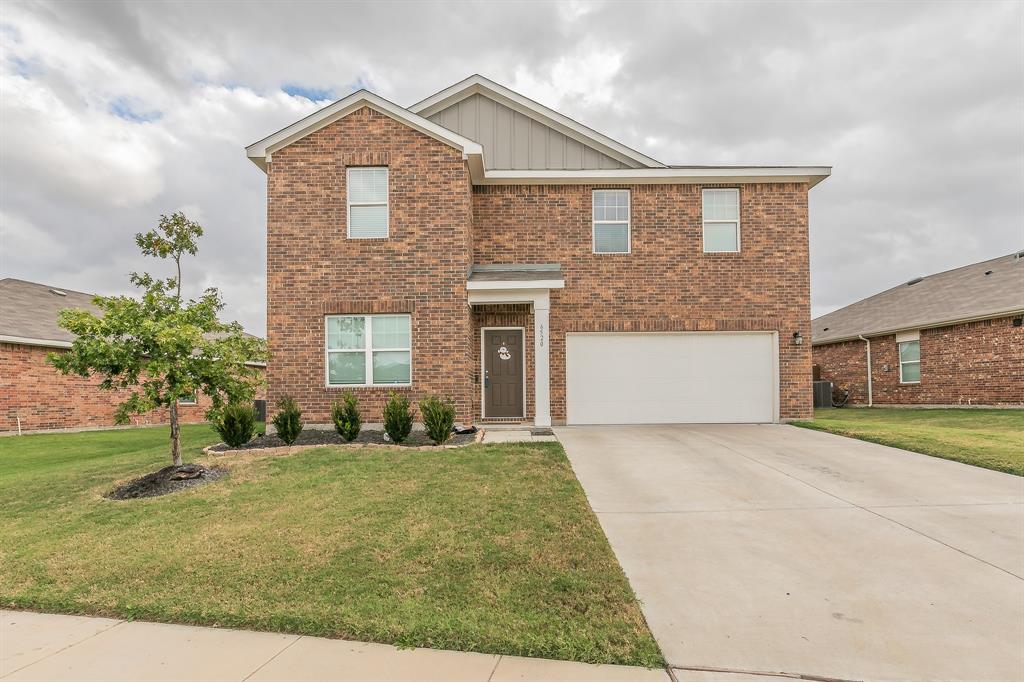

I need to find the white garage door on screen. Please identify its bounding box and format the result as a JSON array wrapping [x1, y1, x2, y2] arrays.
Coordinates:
[[566, 333, 777, 424]]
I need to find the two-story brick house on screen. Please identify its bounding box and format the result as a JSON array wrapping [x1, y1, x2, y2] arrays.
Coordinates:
[[247, 75, 830, 426]]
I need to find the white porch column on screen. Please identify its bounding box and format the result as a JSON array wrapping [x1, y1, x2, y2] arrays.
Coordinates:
[[533, 292, 551, 427]]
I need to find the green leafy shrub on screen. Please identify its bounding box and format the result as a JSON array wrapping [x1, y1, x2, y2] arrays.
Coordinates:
[[419, 395, 455, 445], [382, 392, 413, 444], [214, 402, 258, 447], [272, 395, 303, 445], [331, 393, 362, 442]]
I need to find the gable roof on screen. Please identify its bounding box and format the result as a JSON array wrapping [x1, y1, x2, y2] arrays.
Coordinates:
[[409, 74, 664, 169], [245, 75, 829, 188], [812, 252, 1024, 345], [0, 278, 99, 347], [245, 89, 483, 172]]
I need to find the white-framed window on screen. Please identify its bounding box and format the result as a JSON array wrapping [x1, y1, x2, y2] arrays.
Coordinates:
[[592, 189, 630, 254], [898, 339, 921, 383], [702, 188, 740, 252], [326, 314, 411, 386], [347, 167, 389, 239], [178, 391, 198, 406]]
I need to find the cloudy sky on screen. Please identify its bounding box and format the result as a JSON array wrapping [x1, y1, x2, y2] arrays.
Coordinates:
[[2, 0, 1021, 335]]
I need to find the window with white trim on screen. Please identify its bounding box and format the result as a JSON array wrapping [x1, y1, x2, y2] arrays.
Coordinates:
[[178, 391, 198, 405], [326, 314, 411, 386], [592, 189, 630, 253], [898, 340, 920, 383], [347, 167, 389, 238], [702, 188, 740, 252]]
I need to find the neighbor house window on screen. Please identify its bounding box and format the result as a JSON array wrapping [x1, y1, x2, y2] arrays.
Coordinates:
[[702, 188, 740, 252], [898, 339, 921, 383], [178, 391, 198, 405], [347, 167, 389, 238], [326, 314, 411, 386], [592, 189, 630, 253]]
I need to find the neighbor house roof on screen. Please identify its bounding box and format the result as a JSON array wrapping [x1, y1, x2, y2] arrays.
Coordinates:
[[0, 279, 99, 347], [812, 252, 1024, 345], [0, 279, 266, 363], [246, 74, 830, 188]]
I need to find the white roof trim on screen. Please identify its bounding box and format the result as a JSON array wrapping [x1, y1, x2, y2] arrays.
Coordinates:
[[409, 74, 665, 170], [246, 90, 483, 171], [811, 308, 1024, 346], [478, 166, 832, 187], [0, 334, 72, 349]]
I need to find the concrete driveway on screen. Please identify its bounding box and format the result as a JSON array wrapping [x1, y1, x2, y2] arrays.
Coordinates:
[[556, 424, 1024, 682]]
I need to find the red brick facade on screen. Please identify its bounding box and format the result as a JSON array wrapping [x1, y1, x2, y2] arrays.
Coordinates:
[[0, 343, 257, 432], [472, 183, 812, 421], [264, 107, 814, 424], [266, 107, 475, 423], [812, 315, 1024, 406]]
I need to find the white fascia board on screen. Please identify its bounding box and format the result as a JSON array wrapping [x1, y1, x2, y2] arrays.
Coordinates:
[[811, 307, 1024, 346], [409, 75, 665, 169], [478, 166, 832, 188], [0, 335, 72, 349], [246, 90, 483, 172], [468, 289, 555, 306], [466, 280, 565, 291]]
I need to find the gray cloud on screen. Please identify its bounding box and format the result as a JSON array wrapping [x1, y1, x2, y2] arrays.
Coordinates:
[[2, 0, 1021, 335]]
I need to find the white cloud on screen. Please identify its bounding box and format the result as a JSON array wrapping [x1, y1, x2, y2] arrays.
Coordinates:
[[0, 0, 1021, 338], [512, 46, 625, 111]]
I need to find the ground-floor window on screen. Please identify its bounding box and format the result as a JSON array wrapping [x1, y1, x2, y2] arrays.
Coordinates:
[[898, 339, 920, 383], [326, 314, 411, 386]]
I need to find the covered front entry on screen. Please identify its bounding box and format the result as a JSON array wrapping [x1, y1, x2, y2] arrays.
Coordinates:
[[482, 328, 524, 418], [566, 332, 779, 424], [467, 264, 564, 427]]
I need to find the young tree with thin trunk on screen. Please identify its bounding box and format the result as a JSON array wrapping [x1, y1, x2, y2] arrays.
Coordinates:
[[49, 212, 267, 467]]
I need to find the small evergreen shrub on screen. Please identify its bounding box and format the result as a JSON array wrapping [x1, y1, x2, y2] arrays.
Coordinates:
[[272, 395, 303, 445], [419, 395, 455, 445], [214, 402, 257, 447], [382, 392, 413, 444], [331, 393, 362, 442]]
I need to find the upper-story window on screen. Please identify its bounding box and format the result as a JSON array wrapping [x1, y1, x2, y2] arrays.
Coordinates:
[[592, 189, 630, 254], [347, 167, 389, 239], [702, 188, 740, 253]]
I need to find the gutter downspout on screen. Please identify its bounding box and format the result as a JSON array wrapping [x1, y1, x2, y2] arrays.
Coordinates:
[[858, 335, 873, 407]]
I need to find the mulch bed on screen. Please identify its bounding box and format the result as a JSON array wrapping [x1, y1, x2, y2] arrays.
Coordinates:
[[208, 428, 478, 452], [106, 464, 227, 500]]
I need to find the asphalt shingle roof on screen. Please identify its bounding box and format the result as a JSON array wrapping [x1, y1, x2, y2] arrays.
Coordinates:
[[0, 279, 100, 344], [812, 252, 1024, 345], [0, 278, 263, 348]]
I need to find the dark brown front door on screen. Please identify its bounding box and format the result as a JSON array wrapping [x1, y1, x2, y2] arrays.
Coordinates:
[[484, 329, 524, 418]]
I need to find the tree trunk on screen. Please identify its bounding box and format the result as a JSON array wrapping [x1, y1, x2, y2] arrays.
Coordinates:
[[169, 401, 182, 467]]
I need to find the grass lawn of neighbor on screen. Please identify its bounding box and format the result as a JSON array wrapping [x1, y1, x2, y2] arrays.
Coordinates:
[[0, 424, 662, 667], [792, 408, 1024, 476]]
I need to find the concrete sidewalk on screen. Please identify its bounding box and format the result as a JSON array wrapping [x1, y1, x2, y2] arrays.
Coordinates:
[[0, 610, 669, 682]]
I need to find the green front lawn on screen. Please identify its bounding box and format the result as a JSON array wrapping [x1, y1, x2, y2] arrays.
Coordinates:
[[0, 425, 661, 667], [792, 408, 1024, 475]]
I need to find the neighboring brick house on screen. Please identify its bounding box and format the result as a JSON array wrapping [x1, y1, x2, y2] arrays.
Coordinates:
[[246, 74, 831, 426], [812, 252, 1024, 406], [0, 279, 265, 433]]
